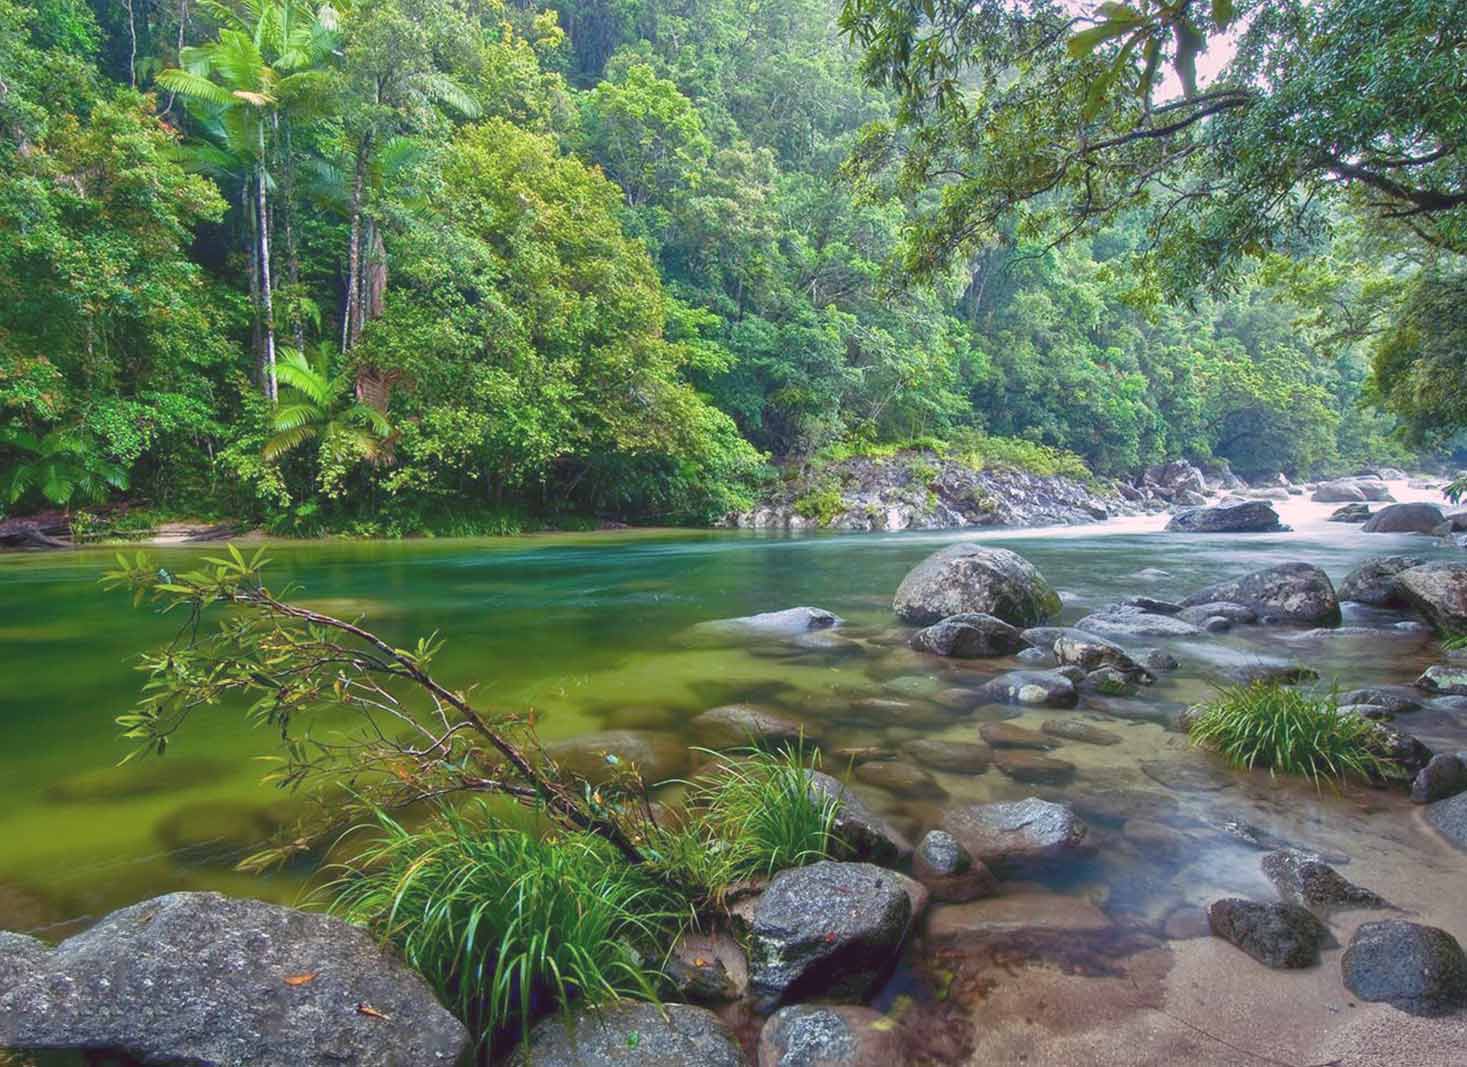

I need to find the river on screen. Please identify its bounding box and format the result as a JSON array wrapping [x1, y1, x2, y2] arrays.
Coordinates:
[[3, 480, 1466, 1062]]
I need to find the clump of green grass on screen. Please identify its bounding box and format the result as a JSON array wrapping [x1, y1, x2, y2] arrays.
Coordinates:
[[792, 478, 847, 526], [1187, 681, 1404, 787], [670, 744, 837, 883], [325, 803, 683, 1049], [1440, 631, 1467, 652], [949, 430, 1093, 481]]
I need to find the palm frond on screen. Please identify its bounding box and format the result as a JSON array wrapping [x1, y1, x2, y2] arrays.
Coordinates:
[[156, 68, 238, 108], [270, 401, 326, 433], [422, 73, 482, 119], [262, 424, 318, 461]]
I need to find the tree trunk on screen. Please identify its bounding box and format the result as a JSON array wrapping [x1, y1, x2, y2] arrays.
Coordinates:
[[256, 151, 278, 403], [279, 115, 305, 352], [342, 142, 369, 353]]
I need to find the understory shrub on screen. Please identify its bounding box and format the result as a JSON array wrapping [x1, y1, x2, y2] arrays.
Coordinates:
[[1187, 682, 1405, 787]]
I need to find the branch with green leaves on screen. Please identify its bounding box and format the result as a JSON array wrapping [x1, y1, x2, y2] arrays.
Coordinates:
[[102, 544, 651, 868]]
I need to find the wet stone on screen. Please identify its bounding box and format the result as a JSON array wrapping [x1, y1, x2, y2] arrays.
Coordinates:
[[1177, 602, 1257, 625], [757, 1005, 907, 1067], [1411, 753, 1467, 804], [1341, 921, 1467, 1017], [913, 830, 999, 904], [1260, 850, 1388, 912], [1417, 664, 1467, 696], [509, 1002, 743, 1067], [854, 760, 947, 800], [909, 612, 1028, 658], [806, 771, 913, 868], [691, 706, 810, 750], [976, 670, 1078, 708], [899, 738, 992, 774], [1141, 758, 1231, 793], [1425, 790, 1467, 852], [978, 721, 1056, 750], [1207, 898, 1329, 969], [1338, 686, 1422, 714], [939, 797, 1090, 870], [1073, 609, 1205, 639], [1040, 719, 1122, 746], [993, 750, 1077, 785]]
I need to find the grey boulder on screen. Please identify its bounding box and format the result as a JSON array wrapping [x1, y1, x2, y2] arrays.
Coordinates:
[[892, 544, 1061, 627], [939, 797, 1090, 870], [1179, 563, 1341, 626], [1337, 555, 1424, 607], [1417, 664, 1467, 696], [1260, 850, 1387, 912], [1328, 502, 1372, 523], [1362, 502, 1445, 534], [1206, 898, 1329, 968], [975, 670, 1078, 708], [806, 771, 913, 867], [1412, 754, 1467, 804], [912, 830, 998, 904], [1072, 607, 1205, 639], [0, 892, 469, 1067], [1312, 480, 1367, 503], [1426, 790, 1467, 851], [758, 1005, 907, 1067], [748, 861, 913, 1011], [507, 1001, 744, 1067], [1394, 561, 1467, 633], [1341, 921, 1467, 1017], [1165, 500, 1286, 533], [909, 612, 1027, 658]]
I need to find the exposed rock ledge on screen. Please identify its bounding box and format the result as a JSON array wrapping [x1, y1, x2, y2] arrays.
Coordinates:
[[733, 451, 1160, 532]]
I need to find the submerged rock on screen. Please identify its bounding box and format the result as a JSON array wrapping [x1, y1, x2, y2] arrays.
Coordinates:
[[692, 705, 810, 750], [695, 606, 842, 638], [1341, 921, 1467, 1017], [508, 1002, 744, 1067], [1052, 630, 1148, 675], [1178, 562, 1341, 626], [979, 721, 1056, 750], [939, 797, 1090, 869], [758, 1005, 907, 1067], [1260, 850, 1388, 912], [1206, 898, 1329, 968], [1072, 608, 1204, 639], [854, 759, 946, 800], [993, 750, 1077, 785], [1166, 500, 1286, 533], [546, 729, 688, 785], [1338, 686, 1422, 714], [892, 544, 1061, 627], [1177, 601, 1257, 625], [1041, 719, 1123, 746], [909, 612, 1028, 658], [975, 670, 1078, 708], [1394, 561, 1467, 633], [1362, 502, 1444, 534], [748, 861, 913, 1011], [900, 738, 993, 774], [0, 892, 469, 1067]]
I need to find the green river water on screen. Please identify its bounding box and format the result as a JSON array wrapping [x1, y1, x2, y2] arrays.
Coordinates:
[[3, 486, 1466, 959]]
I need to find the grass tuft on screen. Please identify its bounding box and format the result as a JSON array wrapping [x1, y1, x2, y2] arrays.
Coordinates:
[[324, 804, 683, 1049], [1187, 681, 1404, 787]]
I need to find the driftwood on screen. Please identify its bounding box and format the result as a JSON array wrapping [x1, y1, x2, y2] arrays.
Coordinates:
[[0, 513, 72, 549]]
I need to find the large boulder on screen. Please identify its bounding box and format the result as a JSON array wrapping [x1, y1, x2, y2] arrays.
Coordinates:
[[1141, 460, 1206, 498], [939, 797, 1090, 870], [1426, 790, 1467, 850], [1166, 500, 1286, 533], [748, 861, 913, 1011], [892, 545, 1060, 627], [1312, 480, 1366, 503], [1362, 502, 1445, 534], [908, 612, 1028, 658], [1179, 563, 1341, 626], [1353, 479, 1395, 502], [758, 1005, 907, 1067], [806, 771, 913, 867], [1341, 921, 1467, 1017], [1337, 555, 1425, 607], [507, 1002, 744, 1067], [0, 892, 470, 1067], [1394, 562, 1467, 632], [1418, 665, 1467, 696], [1412, 754, 1467, 804], [1206, 898, 1329, 969]]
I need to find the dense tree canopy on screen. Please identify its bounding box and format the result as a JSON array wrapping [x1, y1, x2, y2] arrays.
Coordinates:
[[0, 0, 1457, 533]]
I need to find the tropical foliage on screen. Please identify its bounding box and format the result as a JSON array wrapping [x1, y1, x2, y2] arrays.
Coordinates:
[[1, 0, 1460, 533]]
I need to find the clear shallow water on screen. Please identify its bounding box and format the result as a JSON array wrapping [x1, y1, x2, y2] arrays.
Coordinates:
[[3, 482, 1466, 943]]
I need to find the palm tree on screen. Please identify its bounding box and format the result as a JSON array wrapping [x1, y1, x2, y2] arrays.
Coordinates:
[[262, 345, 393, 466], [156, 1, 340, 402], [0, 427, 130, 510]]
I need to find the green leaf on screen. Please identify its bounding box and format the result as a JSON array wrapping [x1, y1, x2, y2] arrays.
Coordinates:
[[1067, 22, 1138, 59], [1212, 0, 1235, 29]]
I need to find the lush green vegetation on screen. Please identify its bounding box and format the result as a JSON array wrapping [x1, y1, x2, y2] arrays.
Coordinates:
[[2, 0, 1457, 538], [1187, 682, 1405, 787], [103, 550, 839, 1047]]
